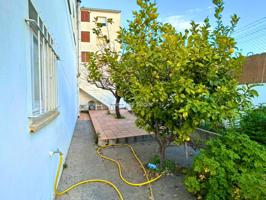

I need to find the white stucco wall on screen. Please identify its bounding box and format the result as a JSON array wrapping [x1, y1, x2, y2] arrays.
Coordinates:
[[79, 89, 108, 110], [0, 0, 79, 199]]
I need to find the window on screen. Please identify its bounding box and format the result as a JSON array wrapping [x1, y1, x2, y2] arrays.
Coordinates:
[[81, 10, 90, 22], [81, 52, 90, 62], [67, 0, 72, 15], [97, 17, 107, 26], [72, 3, 75, 18], [81, 31, 90, 42], [28, 0, 58, 117]]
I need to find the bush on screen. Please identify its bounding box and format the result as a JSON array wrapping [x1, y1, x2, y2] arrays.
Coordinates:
[[149, 155, 160, 165], [185, 132, 266, 200], [161, 159, 176, 173], [148, 154, 176, 173], [239, 105, 266, 145]]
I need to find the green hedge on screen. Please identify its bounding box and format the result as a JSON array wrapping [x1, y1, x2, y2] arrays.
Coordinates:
[[185, 132, 266, 200], [239, 105, 266, 145]]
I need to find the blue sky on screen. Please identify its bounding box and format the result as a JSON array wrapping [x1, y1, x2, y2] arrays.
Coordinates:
[[81, 0, 266, 54]]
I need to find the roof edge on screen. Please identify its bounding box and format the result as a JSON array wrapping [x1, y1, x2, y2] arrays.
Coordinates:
[[81, 7, 121, 13]]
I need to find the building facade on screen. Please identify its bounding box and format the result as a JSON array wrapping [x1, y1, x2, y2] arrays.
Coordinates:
[[240, 53, 266, 105], [0, 0, 80, 199], [78, 7, 124, 111]]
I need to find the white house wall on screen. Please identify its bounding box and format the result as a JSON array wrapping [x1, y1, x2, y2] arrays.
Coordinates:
[[79, 89, 108, 110], [0, 0, 79, 199]]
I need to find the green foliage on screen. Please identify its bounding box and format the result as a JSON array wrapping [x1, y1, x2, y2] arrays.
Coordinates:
[[239, 105, 266, 145], [185, 132, 266, 200], [149, 154, 160, 165], [199, 121, 226, 134], [149, 154, 176, 173], [161, 159, 176, 173], [199, 84, 259, 134], [116, 0, 255, 162]]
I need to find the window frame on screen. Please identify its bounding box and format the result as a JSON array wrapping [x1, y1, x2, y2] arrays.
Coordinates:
[[31, 30, 41, 115], [97, 16, 107, 27], [27, 0, 60, 132], [67, 0, 72, 15], [81, 51, 90, 63]]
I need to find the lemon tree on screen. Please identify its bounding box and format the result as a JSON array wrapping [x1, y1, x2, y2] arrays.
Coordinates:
[[117, 0, 255, 163]]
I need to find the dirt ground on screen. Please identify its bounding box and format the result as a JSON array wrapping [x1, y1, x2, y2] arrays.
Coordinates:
[[56, 120, 195, 200]]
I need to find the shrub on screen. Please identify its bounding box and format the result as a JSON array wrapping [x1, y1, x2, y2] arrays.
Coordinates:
[[148, 154, 176, 173], [161, 159, 176, 173], [149, 155, 160, 165], [185, 132, 266, 200], [239, 105, 266, 145]]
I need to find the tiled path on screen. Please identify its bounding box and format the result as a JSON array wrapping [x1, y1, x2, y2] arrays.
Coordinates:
[[89, 109, 151, 143], [56, 119, 194, 200], [79, 112, 91, 121]]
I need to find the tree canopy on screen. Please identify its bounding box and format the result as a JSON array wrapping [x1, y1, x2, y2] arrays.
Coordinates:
[[115, 0, 256, 162]]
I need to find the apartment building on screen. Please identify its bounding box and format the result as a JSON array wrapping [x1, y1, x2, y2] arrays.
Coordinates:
[[0, 0, 80, 199], [78, 7, 123, 111]]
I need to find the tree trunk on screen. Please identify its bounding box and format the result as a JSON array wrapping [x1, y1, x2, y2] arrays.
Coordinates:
[[115, 96, 121, 118], [159, 142, 167, 168], [154, 121, 167, 168]]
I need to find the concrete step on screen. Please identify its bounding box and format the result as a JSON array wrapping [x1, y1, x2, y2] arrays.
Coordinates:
[[97, 134, 154, 146]]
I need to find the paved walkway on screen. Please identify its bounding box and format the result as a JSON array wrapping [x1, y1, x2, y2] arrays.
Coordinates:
[[56, 119, 194, 200], [89, 109, 151, 143], [79, 112, 91, 121]]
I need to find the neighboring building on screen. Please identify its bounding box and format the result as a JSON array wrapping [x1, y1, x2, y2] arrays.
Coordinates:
[[78, 7, 125, 111], [240, 53, 266, 105], [234, 19, 266, 106], [0, 0, 80, 199]]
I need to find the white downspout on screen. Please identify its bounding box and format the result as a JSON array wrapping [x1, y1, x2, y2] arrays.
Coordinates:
[[76, 0, 81, 117]]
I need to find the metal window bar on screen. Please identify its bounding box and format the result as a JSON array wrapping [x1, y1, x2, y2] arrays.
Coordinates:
[[25, 19, 60, 60]]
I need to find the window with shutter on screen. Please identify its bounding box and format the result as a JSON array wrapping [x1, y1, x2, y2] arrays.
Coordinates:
[[81, 52, 90, 62], [81, 11, 90, 22], [81, 31, 90, 42]]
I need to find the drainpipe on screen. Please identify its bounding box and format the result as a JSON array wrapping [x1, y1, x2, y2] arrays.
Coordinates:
[[77, 0, 81, 117]]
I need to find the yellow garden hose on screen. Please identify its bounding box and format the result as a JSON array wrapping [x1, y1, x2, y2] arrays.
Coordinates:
[[97, 144, 163, 199], [54, 153, 124, 200], [54, 144, 163, 200], [97, 144, 163, 186]]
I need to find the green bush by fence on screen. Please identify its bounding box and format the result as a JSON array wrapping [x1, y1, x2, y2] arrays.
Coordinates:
[[185, 132, 266, 200]]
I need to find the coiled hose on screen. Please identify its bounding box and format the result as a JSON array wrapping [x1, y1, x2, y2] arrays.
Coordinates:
[[54, 144, 163, 200]]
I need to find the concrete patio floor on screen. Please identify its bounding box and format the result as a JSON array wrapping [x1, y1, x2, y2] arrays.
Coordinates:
[[56, 117, 195, 200]]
